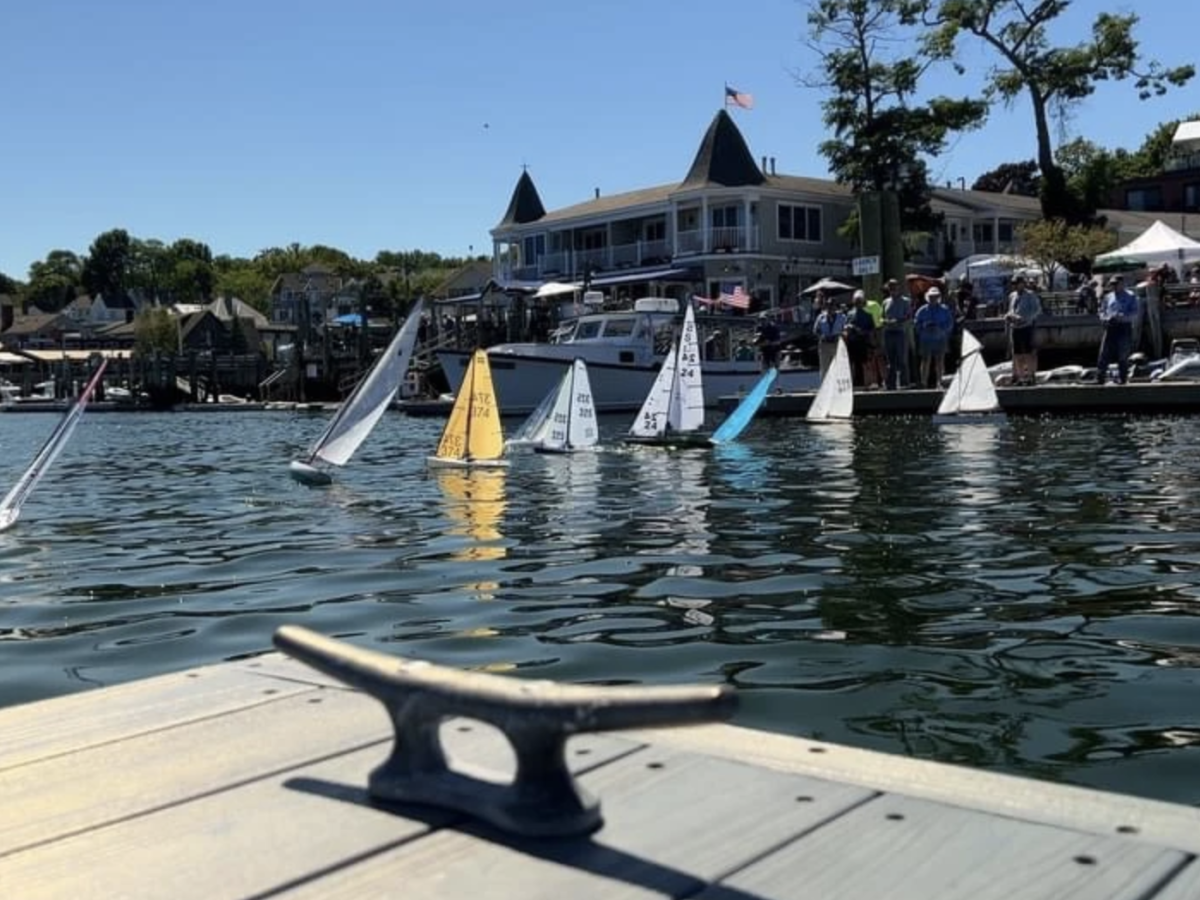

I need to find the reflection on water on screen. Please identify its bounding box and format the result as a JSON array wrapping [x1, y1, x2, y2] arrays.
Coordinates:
[[433, 467, 506, 599], [5, 411, 1200, 804]]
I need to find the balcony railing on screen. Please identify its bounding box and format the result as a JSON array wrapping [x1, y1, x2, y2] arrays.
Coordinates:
[[675, 226, 761, 256]]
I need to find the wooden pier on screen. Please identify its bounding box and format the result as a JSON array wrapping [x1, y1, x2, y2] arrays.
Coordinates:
[[1, 628, 1198, 899], [720, 380, 1200, 417]]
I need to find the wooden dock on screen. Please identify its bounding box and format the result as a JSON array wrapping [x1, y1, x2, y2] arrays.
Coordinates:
[[719, 381, 1200, 417], [2, 628, 1199, 899]]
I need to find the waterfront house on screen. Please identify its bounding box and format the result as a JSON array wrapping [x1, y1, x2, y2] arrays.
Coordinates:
[[488, 109, 1200, 311], [268, 264, 343, 328], [488, 109, 1054, 312]]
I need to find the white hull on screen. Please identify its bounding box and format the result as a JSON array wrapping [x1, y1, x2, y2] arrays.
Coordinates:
[[438, 349, 818, 416], [426, 456, 510, 469], [288, 459, 333, 485]]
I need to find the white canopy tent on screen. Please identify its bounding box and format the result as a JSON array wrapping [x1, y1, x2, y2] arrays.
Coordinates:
[[1094, 220, 1200, 273], [946, 254, 1069, 290]]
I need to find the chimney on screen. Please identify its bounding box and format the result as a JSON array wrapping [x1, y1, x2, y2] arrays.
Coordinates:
[[770, 157, 776, 175], [594, 187, 600, 199], [761, 155, 767, 172]]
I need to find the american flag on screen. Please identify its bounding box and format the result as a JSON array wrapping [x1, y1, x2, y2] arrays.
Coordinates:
[[724, 85, 753, 110], [719, 285, 751, 310]]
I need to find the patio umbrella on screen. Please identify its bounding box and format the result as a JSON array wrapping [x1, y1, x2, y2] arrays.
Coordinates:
[[801, 277, 856, 294], [1092, 256, 1143, 273], [533, 280, 583, 298]]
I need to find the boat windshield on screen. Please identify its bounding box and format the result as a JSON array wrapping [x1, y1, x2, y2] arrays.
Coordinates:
[[600, 317, 636, 339]]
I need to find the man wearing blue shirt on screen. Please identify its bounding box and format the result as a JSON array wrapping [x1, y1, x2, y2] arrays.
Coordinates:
[[1097, 275, 1139, 385]]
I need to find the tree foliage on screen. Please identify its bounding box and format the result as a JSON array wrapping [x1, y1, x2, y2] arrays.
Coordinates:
[[925, 1, 1195, 222], [82, 228, 134, 301], [1015, 218, 1116, 282], [971, 160, 1039, 195], [132, 307, 179, 357], [25, 250, 83, 312], [802, 0, 989, 233]]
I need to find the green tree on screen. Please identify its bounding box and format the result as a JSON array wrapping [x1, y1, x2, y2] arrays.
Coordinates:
[[128, 238, 171, 302], [801, 0, 989, 233], [82, 228, 134, 301], [166, 238, 215, 303], [1016, 219, 1116, 282], [214, 259, 272, 315], [132, 307, 180, 356], [971, 160, 1040, 195], [0, 271, 19, 295], [926, 2, 1195, 222], [25, 250, 83, 311]]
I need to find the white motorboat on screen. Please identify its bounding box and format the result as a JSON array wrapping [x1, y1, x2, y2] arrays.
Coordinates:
[[436, 297, 819, 416]]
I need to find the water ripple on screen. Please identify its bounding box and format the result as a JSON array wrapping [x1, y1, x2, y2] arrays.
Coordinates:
[[4, 410, 1200, 802]]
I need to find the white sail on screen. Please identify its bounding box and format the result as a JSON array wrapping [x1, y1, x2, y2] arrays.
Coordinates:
[[506, 370, 562, 447], [937, 329, 1002, 416], [306, 300, 425, 468], [629, 342, 679, 438], [806, 337, 854, 421], [667, 304, 705, 433], [538, 363, 577, 452], [565, 360, 598, 449], [0, 359, 108, 532]]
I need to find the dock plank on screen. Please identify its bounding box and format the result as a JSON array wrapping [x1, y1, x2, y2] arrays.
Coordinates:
[[1153, 859, 1200, 900], [703, 793, 1189, 900], [275, 747, 875, 899], [633, 723, 1200, 854], [0, 732, 637, 900], [0, 655, 333, 773]]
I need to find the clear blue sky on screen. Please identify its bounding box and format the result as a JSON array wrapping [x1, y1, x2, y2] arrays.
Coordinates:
[[3, 0, 1196, 279]]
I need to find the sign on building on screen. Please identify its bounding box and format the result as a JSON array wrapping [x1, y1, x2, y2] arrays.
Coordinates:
[[851, 255, 881, 276]]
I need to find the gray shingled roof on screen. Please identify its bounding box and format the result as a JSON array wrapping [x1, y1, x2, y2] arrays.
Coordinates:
[[680, 109, 765, 189], [497, 171, 547, 227]]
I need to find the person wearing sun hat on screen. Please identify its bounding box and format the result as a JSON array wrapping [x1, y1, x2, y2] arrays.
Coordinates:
[[913, 286, 954, 388]]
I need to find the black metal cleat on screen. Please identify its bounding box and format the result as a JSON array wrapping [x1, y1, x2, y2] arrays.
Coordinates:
[[273, 625, 737, 838]]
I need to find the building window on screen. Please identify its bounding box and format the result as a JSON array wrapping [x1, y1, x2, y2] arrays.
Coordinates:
[[1185, 183, 1200, 211], [1125, 186, 1163, 211], [710, 205, 740, 228], [644, 220, 665, 242], [521, 234, 545, 265], [778, 204, 822, 243], [998, 222, 1015, 243], [972, 222, 994, 245]]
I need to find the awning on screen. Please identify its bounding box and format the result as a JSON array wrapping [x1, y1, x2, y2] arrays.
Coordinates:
[[22, 349, 133, 362], [0, 352, 30, 365], [332, 313, 363, 326], [585, 267, 696, 288]]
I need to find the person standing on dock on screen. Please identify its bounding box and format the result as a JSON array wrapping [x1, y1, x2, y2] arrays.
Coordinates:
[[914, 287, 954, 388], [812, 299, 846, 378], [1097, 275, 1139, 385], [881, 279, 912, 390], [1005, 276, 1041, 386], [1143, 265, 1167, 359], [843, 290, 876, 387]]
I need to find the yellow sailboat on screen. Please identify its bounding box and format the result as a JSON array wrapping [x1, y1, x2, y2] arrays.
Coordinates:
[[427, 349, 509, 468]]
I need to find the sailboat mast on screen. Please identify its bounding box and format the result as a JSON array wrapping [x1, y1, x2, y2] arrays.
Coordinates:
[[463, 353, 477, 461], [663, 335, 682, 436], [564, 362, 576, 449]]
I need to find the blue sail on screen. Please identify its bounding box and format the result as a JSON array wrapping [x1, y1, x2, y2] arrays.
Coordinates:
[[709, 367, 778, 444]]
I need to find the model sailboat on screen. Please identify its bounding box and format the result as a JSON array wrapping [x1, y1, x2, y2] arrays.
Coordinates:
[[533, 359, 598, 454], [428, 348, 508, 467], [625, 303, 708, 446], [934, 329, 1005, 423], [804, 337, 853, 423], [708, 367, 777, 445], [289, 300, 425, 485], [0, 359, 108, 532]]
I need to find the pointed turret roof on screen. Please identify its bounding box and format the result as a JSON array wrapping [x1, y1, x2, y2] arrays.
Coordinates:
[[680, 110, 765, 189], [497, 170, 546, 227]]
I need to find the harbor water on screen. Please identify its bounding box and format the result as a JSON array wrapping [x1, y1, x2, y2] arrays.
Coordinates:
[[2, 408, 1200, 805]]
